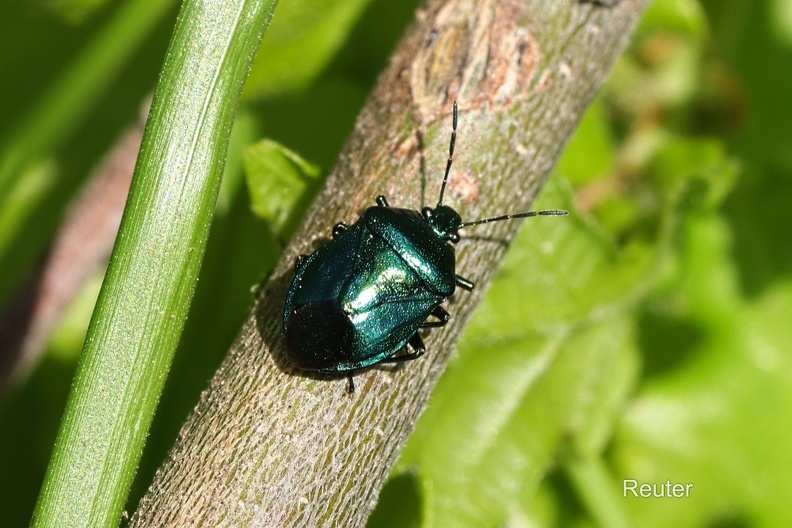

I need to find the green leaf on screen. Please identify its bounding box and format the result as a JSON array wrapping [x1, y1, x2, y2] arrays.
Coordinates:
[[557, 98, 616, 185], [636, 0, 708, 39], [650, 135, 738, 211], [244, 139, 320, 240], [46, 0, 115, 24], [244, 0, 374, 99]]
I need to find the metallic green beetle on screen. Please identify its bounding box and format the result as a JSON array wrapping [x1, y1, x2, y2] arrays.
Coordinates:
[[283, 102, 566, 392]]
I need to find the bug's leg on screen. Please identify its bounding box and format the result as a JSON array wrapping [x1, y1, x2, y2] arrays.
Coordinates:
[[421, 305, 450, 328], [294, 255, 308, 272], [580, 0, 620, 6], [332, 222, 348, 239], [455, 275, 475, 292], [382, 333, 426, 363], [376, 195, 389, 207], [346, 373, 355, 394]]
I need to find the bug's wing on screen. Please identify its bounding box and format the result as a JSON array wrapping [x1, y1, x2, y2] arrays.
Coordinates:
[[290, 227, 363, 307], [351, 294, 440, 357], [341, 235, 444, 362]]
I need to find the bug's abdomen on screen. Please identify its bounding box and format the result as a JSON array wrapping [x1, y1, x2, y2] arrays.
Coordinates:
[[285, 300, 355, 370]]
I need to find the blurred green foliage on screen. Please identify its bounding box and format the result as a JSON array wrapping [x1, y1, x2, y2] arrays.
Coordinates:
[[0, 0, 790, 526], [244, 138, 321, 241]]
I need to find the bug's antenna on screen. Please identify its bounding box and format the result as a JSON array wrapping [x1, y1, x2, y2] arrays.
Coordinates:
[[436, 101, 458, 207], [458, 209, 568, 229]]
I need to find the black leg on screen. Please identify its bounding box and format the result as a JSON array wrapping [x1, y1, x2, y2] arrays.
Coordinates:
[[455, 275, 474, 292], [346, 373, 355, 394], [294, 255, 308, 272], [376, 195, 389, 207], [382, 333, 426, 363], [580, 0, 620, 6], [421, 305, 450, 328], [333, 222, 348, 239]]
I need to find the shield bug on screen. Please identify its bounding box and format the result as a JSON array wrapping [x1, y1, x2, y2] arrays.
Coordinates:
[[283, 102, 566, 392]]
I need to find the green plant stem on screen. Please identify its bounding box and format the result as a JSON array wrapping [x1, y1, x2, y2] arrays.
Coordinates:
[[30, 0, 277, 526]]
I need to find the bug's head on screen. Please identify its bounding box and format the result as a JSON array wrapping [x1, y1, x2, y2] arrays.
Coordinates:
[[431, 101, 569, 243], [422, 205, 462, 243]]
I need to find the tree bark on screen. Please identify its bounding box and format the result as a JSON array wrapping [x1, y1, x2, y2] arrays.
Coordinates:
[[130, 0, 648, 525]]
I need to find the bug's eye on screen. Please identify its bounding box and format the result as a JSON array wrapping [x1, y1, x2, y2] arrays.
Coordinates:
[[450, 232, 460, 243], [422, 207, 433, 219]]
